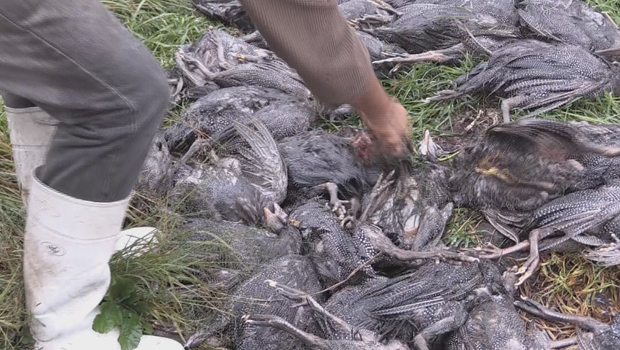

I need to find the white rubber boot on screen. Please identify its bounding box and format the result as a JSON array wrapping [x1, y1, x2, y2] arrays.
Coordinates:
[[23, 169, 184, 350], [5, 106, 159, 255]]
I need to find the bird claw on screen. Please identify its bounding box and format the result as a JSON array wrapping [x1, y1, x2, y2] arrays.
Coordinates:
[[332, 199, 350, 219], [340, 215, 356, 229], [462, 243, 505, 259], [515, 254, 540, 286], [265, 279, 311, 305]]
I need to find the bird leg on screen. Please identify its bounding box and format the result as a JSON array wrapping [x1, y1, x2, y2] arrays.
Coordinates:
[[413, 316, 462, 350], [312, 182, 349, 219], [240, 30, 263, 43], [500, 96, 527, 123], [242, 314, 330, 350], [548, 337, 579, 349], [212, 29, 233, 71], [373, 50, 459, 66], [359, 170, 396, 222], [362, 222, 479, 264], [515, 297, 608, 333], [175, 50, 208, 87], [264, 280, 354, 335], [469, 240, 531, 259], [341, 197, 362, 228], [584, 233, 620, 267], [179, 138, 213, 166], [516, 229, 542, 285], [370, 0, 401, 16]]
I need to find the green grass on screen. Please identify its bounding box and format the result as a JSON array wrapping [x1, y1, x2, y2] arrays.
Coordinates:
[[2, 0, 620, 347]]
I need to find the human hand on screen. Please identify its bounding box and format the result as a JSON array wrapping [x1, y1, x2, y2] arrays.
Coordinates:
[[358, 98, 411, 157]]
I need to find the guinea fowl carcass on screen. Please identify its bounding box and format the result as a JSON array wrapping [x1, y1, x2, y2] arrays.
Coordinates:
[[361, 3, 516, 53], [162, 85, 314, 157], [444, 118, 620, 219], [276, 129, 382, 214], [289, 198, 375, 289], [177, 205, 302, 282], [426, 39, 620, 123], [191, 0, 255, 32], [478, 179, 620, 285], [361, 1, 520, 67], [434, 118, 620, 284], [173, 28, 312, 101], [517, 297, 620, 350], [370, 0, 521, 68], [516, 0, 620, 54], [167, 119, 288, 226], [184, 254, 324, 350], [246, 260, 531, 350], [243, 279, 410, 350], [171, 28, 271, 98], [444, 271, 551, 350], [342, 166, 475, 274]]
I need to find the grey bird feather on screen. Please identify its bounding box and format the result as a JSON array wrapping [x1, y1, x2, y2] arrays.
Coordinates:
[[516, 0, 620, 53], [426, 39, 620, 123], [167, 119, 288, 226]]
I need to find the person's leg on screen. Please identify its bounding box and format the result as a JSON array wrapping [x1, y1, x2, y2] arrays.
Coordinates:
[[0, 1, 182, 349], [2, 91, 59, 205]]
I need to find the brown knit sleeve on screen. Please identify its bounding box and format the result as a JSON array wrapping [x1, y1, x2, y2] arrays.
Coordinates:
[[238, 0, 376, 107]]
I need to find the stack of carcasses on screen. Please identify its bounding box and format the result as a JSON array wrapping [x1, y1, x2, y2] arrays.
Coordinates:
[[136, 0, 620, 348]]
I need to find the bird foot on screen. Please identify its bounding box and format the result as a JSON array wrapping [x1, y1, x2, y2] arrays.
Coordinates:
[[341, 215, 356, 229], [372, 51, 453, 65], [313, 182, 349, 219], [461, 243, 506, 259], [264, 279, 312, 307], [515, 253, 540, 286]]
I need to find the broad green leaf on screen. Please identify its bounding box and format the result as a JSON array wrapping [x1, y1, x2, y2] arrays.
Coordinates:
[[93, 302, 123, 334], [123, 292, 142, 306], [110, 276, 137, 303], [118, 310, 143, 350], [132, 301, 153, 316]]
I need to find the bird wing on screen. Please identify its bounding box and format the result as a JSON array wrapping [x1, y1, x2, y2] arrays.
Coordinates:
[[232, 119, 288, 207]]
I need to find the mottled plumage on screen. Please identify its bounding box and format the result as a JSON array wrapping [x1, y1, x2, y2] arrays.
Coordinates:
[[427, 39, 620, 122], [290, 199, 374, 289], [355, 166, 453, 251], [211, 100, 318, 156], [174, 28, 282, 96], [445, 119, 620, 243], [243, 279, 409, 350], [363, 3, 517, 55], [192, 0, 255, 32], [168, 119, 288, 225], [356, 30, 407, 63], [339, 0, 398, 23], [163, 86, 299, 154], [517, 297, 620, 350], [316, 260, 510, 349], [445, 289, 550, 349], [135, 133, 174, 196], [517, 0, 620, 53], [209, 60, 312, 100], [277, 130, 381, 209], [177, 214, 302, 283], [185, 255, 324, 350]]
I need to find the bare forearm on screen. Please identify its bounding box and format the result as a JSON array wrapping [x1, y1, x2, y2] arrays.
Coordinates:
[[238, 0, 376, 107]]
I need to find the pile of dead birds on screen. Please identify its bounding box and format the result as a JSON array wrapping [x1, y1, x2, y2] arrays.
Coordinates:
[[134, 0, 620, 349]]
